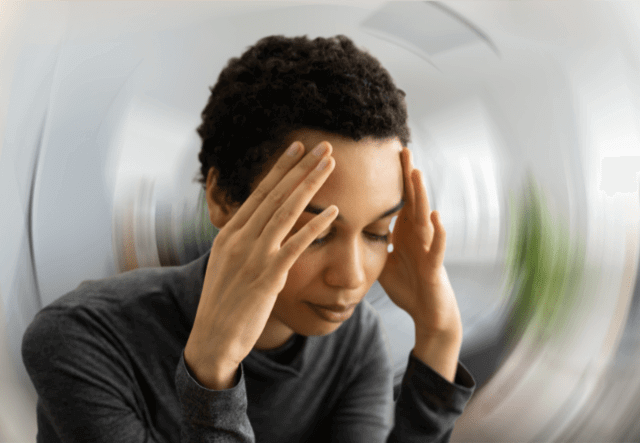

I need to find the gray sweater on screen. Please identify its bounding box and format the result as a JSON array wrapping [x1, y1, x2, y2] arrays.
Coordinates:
[[22, 251, 475, 442]]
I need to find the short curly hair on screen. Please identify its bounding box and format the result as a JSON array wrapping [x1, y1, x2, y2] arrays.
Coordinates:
[[197, 34, 411, 208]]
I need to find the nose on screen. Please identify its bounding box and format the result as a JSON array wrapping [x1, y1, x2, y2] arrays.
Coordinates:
[[324, 237, 367, 290]]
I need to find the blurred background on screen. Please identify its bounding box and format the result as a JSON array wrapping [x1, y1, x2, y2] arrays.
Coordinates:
[[1, 1, 640, 441]]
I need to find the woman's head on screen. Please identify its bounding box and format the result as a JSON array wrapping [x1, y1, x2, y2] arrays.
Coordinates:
[[199, 35, 412, 344], [197, 34, 411, 210]]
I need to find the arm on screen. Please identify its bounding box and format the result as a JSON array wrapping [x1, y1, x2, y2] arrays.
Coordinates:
[[390, 354, 475, 443], [22, 307, 255, 443], [379, 147, 465, 384], [410, 262, 463, 383], [183, 140, 338, 391], [22, 309, 171, 442], [22, 140, 339, 443], [175, 352, 253, 442], [324, 306, 474, 443], [372, 146, 476, 441]]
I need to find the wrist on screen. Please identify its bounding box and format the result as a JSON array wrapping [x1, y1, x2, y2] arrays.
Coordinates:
[[412, 328, 462, 383], [202, 365, 239, 391], [414, 322, 462, 347], [184, 341, 239, 390], [411, 294, 463, 346]]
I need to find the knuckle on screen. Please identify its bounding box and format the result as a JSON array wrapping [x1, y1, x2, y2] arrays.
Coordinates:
[[212, 233, 226, 251], [213, 226, 233, 246], [277, 241, 294, 261], [251, 185, 269, 203], [267, 189, 287, 207], [302, 176, 318, 193], [276, 157, 292, 171], [274, 206, 295, 225], [278, 236, 298, 258]]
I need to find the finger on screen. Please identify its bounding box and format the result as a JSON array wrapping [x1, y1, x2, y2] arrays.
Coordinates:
[[231, 141, 331, 237], [412, 168, 431, 227], [402, 148, 416, 220], [275, 205, 339, 273], [260, 154, 336, 249], [428, 211, 447, 266], [225, 141, 305, 232]]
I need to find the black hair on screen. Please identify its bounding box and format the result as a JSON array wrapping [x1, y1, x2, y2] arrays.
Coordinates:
[[197, 34, 410, 208]]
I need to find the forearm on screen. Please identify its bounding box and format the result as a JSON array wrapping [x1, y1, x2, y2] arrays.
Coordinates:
[[409, 266, 464, 383], [184, 339, 239, 390]]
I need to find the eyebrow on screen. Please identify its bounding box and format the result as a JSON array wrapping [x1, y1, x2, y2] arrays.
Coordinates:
[[303, 199, 405, 223]]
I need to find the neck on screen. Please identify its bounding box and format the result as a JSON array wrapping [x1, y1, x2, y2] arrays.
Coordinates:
[[253, 316, 296, 350]]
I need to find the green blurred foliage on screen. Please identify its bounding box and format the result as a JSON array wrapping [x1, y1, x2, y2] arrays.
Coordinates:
[[504, 171, 586, 348]]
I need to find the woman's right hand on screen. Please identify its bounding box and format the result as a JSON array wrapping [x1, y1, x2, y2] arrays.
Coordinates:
[[184, 141, 337, 390]]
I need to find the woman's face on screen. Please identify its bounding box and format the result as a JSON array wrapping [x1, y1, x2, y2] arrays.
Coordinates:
[[254, 128, 405, 347]]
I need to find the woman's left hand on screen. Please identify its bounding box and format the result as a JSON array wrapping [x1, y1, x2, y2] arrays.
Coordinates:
[[378, 147, 462, 345]]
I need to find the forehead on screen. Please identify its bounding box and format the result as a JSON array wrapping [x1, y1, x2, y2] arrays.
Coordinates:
[[288, 129, 404, 223]]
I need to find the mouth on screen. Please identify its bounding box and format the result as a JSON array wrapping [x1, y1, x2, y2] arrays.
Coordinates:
[[305, 302, 357, 323]]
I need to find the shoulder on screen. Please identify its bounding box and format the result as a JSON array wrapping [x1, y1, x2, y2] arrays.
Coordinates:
[[22, 253, 207, 362], [45, 264, 185, 311], [22, 266, 165, 340], [37, 252, 207, 315]]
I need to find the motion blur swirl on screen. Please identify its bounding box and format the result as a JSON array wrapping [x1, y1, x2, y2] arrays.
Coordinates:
[[1, 2, 639, 442]]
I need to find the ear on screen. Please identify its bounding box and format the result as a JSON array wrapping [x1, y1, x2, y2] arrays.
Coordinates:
[[205, 168, 239, 229]]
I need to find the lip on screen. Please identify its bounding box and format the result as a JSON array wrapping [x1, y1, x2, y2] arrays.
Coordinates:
[[306, 302, 357, 323]]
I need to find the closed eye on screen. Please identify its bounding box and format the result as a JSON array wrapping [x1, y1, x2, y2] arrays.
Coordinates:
[[309, 228, 389, 248]]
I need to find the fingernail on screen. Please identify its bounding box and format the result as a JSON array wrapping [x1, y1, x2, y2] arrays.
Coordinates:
[[316, 157, 330, 171], [313, 143, 328, 157], [287, 142, 301, 156], [322, 205, 338, 217]]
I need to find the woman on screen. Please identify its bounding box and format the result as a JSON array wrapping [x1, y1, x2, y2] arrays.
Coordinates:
[[22, 35, 474, 442]]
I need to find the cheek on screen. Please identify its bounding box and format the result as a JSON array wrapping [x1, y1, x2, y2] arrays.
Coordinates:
[[283, 253, 319, 292], [369, 248, 390, 278]]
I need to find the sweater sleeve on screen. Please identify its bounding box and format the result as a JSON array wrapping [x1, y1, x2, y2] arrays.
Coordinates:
[[22, 309, 161, 442], [175, 352, 254, 442], [388, 354, 475, 443], [21, 308, 255, 443]]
